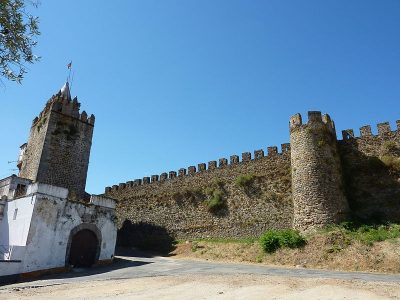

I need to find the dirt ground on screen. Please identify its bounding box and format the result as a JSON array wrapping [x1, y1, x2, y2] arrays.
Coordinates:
[[1, 274, 399, 300], [173, 236, 400, 274]]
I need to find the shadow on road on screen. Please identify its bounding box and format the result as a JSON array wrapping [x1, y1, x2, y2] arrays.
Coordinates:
[[0, 257, 152, 287], [115, 246, 175, 258]]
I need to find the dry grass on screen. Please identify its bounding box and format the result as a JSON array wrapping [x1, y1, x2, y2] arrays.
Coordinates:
[[173, 234, 400, 273]]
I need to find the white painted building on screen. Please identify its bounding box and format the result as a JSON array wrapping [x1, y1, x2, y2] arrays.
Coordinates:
[[0, 177, 117, 280], [0, 83, 117, 282]]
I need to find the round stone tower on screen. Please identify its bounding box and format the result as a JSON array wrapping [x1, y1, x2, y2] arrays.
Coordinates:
[[290, 111, 349, 232]]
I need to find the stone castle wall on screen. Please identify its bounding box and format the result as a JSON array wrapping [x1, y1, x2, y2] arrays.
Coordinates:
[[339, 121, 400, 222], [36, 110, 94, 199], [105, 112, 400, 239], [19, 115, 50, 182], [290, 112, 349, 231], [106, 145, 293, 239], [19, 92, 95, 199]]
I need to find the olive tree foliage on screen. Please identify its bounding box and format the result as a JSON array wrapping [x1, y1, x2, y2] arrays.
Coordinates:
[[0, 0, 40, 84]]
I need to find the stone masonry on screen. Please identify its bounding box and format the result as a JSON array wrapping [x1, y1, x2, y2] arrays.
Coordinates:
[[290, 112, 349, 232], [18, 83, 95, 199], [106, 111, 400, 238]]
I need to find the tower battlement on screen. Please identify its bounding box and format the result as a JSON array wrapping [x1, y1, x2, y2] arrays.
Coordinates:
[[32, 83, 95, 127], [18, 82, 95, 199], [289, 111, 336, 136]]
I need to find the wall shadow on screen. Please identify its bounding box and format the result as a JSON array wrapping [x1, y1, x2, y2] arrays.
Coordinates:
[[339, 139, 400, 223], [117, 220, 177, 256]]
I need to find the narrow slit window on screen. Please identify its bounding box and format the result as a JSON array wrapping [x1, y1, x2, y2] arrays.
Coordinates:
[[13, 208, 18, 220]]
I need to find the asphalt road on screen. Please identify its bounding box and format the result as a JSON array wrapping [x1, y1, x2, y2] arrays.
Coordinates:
[[1, 253, 400, 290]]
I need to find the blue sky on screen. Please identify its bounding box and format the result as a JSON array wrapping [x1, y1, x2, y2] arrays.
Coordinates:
[[1, 0, 399, 194]]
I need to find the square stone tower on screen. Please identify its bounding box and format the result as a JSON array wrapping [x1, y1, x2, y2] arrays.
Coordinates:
[[18, 82, 95, 200]]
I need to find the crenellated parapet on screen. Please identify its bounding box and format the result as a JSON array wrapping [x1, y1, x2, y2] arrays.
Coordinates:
[[31, 83, 95, 127], [341, 120, 400, 140], [104, 142, 291, 193], [290, 111, 336, 136]]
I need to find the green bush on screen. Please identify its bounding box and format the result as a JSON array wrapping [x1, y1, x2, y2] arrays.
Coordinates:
[[259, 230, 281, 253], [353, 224, 400, 245], [278, 229, 307, 248], [206, 190, 224, 211], [260, 229, 306, 253], [235, 174, 255, 188], [203, 179, 226, 212], [322, 222, 400, 246]]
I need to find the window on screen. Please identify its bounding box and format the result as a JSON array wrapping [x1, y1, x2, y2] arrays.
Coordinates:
[[13, 208, 18, 220], [15, 184, 27, 198]]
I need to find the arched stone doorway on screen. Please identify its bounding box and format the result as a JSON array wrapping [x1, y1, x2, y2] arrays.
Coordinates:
[[65, 223, 102, 268]]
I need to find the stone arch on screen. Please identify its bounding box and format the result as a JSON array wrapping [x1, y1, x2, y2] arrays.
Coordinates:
[[65, 223, 102, 267]]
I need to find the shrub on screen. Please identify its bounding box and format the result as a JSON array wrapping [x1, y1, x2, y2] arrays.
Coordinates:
[[278, 229, 307, 249], [203, 179, 226, 212], [206, 190, 224, 211], [353, 224, 400, 245], [236, 174, 255, 188], [322, 222, 400, 246], [259, 230, 281, 253], [260, 229, 306, 253]]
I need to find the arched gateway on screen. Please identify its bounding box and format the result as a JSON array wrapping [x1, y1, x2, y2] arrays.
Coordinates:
[[65, 223, 102, 268]]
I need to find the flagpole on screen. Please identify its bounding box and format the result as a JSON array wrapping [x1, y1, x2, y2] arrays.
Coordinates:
[[67, 61, 72, 83], [70, 71, 75, 94]]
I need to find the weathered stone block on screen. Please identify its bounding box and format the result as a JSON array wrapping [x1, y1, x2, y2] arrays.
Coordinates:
[[126, 181, 134, 187], [230, 155, 239, 164], [188, 166, 196, 175], [208, 161, 217, 170], [360, 125, 372, 137], [160, 173, 168, 181], [242, 152, 251, 162], [178, 168, 187, 177], [254, 150, 264, 159], [377, 122, 391, 136], [281, 143, 290, 153], [342, 129, 354, 140], [267, 147, 278, 156], [198, 163, 206, 172], [219, 158, 228, 167]]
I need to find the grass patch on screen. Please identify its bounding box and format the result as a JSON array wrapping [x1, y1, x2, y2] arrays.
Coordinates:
[[235, 174, 255, 188], [36, 117, 47, 132], [206, 190, 224, 211], [321, 222, 400, 246], [260, 229, 306, 253], [204, 180, 226, 212], [186, 237, 257, 244]]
